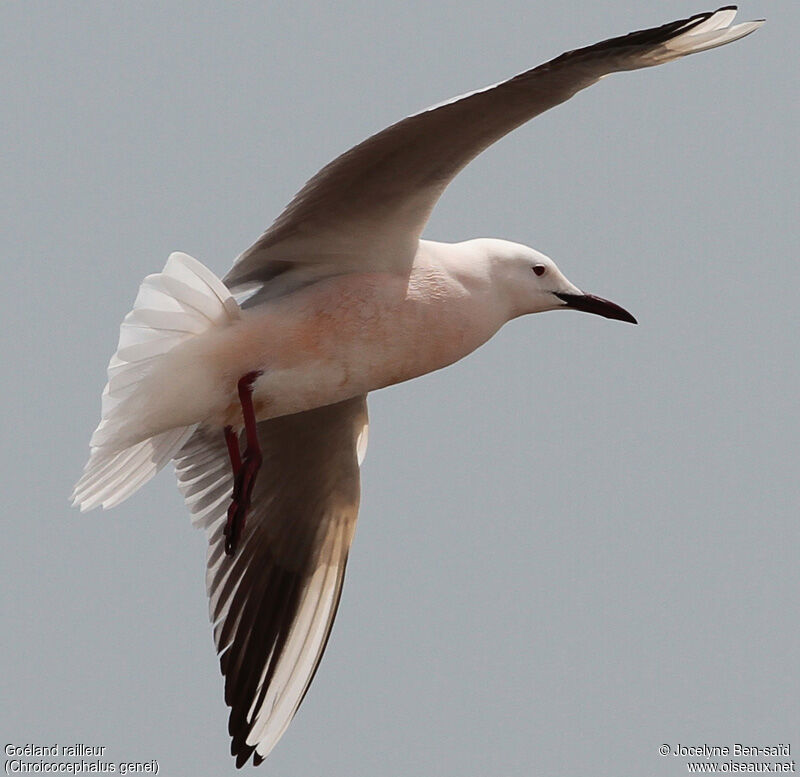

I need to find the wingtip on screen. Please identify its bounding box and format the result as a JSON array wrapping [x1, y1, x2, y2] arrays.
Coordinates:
[[711, 5, 767, 29], [731, 19, 767, 38], [231, 736, 257, 769]]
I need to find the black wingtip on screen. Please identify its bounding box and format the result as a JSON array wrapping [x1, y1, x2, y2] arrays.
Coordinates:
[[232, 739, 258, 768], [545, 6, 736, 69]]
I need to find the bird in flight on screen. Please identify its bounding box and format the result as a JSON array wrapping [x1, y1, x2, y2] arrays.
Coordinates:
[[73, 6, 762, 767]]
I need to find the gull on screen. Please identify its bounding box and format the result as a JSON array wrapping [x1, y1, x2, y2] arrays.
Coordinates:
[[72, 6, 762, 767]]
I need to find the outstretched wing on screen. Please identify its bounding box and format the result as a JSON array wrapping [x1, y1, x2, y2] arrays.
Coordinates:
[[173, 396, 369, 767], [225, 6, 762, 291]]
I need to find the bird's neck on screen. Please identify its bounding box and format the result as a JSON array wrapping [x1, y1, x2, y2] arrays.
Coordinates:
[[417, 238, 518, 322]]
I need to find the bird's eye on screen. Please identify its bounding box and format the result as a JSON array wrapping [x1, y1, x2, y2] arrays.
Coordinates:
[[532, 264, 546, 277]]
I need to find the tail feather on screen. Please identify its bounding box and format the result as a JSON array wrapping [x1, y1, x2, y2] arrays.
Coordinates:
[[72, 252, 239, 511], [73, 428, 196, 511]]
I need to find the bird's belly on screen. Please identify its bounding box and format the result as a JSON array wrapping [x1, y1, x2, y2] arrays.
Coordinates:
[[213, 272, 498, 425], [251, 327, 464, 420]]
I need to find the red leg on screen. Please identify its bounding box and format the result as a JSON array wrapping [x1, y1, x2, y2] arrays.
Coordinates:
[[239, 371, 261, 455], [223, 372, 263, 556], [224, 425, 242, 476]]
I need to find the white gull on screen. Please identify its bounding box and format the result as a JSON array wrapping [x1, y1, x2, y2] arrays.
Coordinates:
[[72, 6, 762, 767]]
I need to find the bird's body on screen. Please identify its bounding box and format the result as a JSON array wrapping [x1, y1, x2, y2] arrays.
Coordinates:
[[72, 6, 763, 767], [102, 239, 556, 448], [224, 240, 506, 423]]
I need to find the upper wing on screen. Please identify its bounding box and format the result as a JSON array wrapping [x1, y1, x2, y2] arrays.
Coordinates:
[[173, 396, 369, 767], [225, 6, 762, 291]]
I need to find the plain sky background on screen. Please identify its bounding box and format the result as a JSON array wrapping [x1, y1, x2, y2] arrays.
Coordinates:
[[2, 2, 797, 775]]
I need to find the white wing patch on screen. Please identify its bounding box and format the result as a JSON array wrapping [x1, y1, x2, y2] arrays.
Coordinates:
[[657, 9, 763, 59]]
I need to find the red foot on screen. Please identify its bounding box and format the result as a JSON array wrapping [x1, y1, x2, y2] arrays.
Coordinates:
[[223, 372, 262, 556]]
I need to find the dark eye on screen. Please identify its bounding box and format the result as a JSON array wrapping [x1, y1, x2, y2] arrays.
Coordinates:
[[532, 264, 546, 277]]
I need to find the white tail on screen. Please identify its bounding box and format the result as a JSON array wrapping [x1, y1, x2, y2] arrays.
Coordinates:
[[72, 252, 240, 511]]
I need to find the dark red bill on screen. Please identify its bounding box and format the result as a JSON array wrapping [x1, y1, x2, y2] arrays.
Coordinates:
[[554, 292, 637, 324]]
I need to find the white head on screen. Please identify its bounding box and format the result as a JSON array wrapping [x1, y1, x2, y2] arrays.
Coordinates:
[[478, 239, 637, 324]]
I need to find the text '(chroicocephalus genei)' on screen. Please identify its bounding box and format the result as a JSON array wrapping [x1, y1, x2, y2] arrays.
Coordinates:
[[72, 6, 763, 767]]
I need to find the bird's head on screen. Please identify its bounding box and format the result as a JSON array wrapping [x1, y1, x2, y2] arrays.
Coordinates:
[[485, 239, 637, 325]]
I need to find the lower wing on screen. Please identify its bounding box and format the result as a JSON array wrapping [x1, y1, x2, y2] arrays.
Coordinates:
[[174, 396, 369, 766]]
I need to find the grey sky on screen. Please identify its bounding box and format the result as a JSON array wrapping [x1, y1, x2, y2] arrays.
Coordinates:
[[2, 2, 796, 775]]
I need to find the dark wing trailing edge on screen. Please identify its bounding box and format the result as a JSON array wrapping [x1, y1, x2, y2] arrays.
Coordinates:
[[173, 397, 369, 766], [225, 6, 762, 293]]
